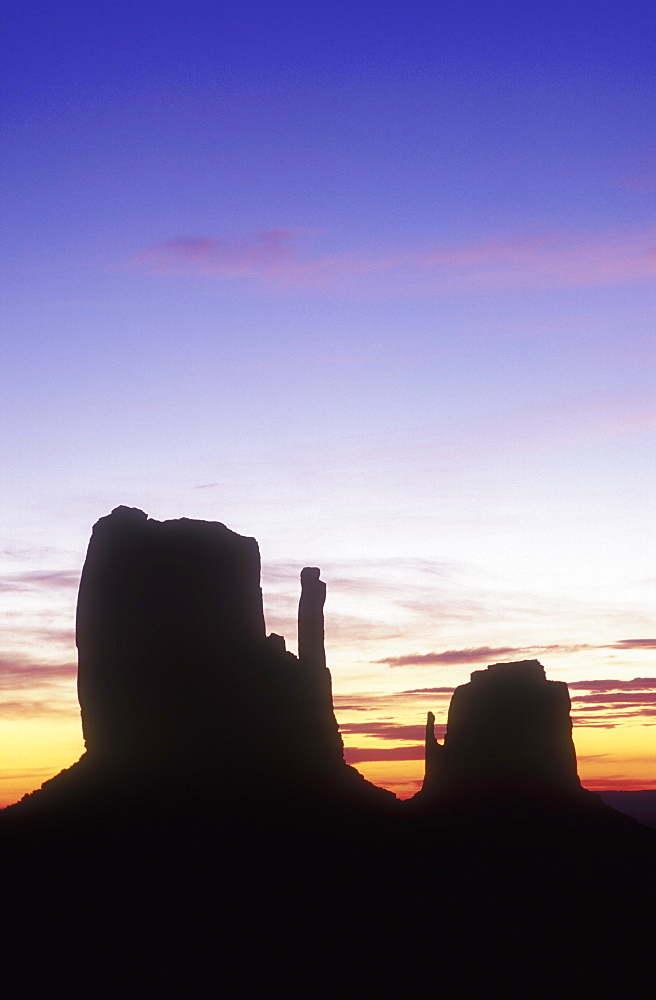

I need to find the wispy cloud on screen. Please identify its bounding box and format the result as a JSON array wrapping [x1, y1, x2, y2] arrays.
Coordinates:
[[379, 646, 532, 667], [584, 778, 656, 791], [340, 721, 437, 742], [401, 687, 456, 695], [568, 678, 656, 727], [0, 655, 77, 690], [379, 639, 656, 669], [0, 545, 62, 561], [0, 653, 78, 720], [0, 570, 80, 592], [0, 626, 76, 648], [573, 692, 656, 706], [378, 644, 594, 667], [262, 556, 456, 586], [133, 226, 656, 295], [136, 229, 297, 277], [0, 699, 77, 718], [334, 687, 455, 714], [344, 745, 426, 763], [610, 639, 656, 650], [568, 677, 656, 692]]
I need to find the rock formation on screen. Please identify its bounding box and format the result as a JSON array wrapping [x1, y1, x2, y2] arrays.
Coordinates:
[[76, 505, 268, 764], [298, 566, 326, 669], [2, 511, 654, 996], [10, 506, 393, 826], [2, 507, 649, 861], [420, 659, 581, 803]]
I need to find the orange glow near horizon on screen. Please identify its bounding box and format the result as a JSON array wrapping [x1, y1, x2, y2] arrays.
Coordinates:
[[0, 717, 83, 809], [2, 700, 653, 809]]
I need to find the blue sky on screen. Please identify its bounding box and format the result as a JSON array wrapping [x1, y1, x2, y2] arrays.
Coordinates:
[[1, 1, 654, 800]]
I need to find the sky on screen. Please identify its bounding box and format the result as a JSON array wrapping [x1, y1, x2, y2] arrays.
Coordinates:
[[1, 1, 654, 804]]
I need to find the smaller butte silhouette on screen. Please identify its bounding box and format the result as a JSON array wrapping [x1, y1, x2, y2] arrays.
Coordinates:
[[421, 659, 581, 804]]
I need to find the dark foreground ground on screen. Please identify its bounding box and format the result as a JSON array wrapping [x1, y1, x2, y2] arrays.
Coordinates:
[[598, 789, 656, 829], [3, 794, 655, 994]]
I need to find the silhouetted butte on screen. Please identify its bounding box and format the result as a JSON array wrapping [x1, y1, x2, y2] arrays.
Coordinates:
[[2, 508, 654, 994], [421, 659, 581, 803], [8, 506, 393, 828]]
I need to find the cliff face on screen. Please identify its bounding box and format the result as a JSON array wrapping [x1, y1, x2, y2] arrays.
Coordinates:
[[76, 506, 267, 762], [422, 659, 581, 801], [70, 506, 386, 813]]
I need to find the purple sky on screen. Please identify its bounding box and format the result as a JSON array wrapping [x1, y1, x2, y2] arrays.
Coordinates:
[[1, 2, 654, 800]]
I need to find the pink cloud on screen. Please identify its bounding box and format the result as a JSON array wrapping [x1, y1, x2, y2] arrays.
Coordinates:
[[610, 639, 656, 651], [0, 570, 80, 592], [344, 745, 426, 763], [381, 642, 656, 670], [133, 226, 656, 294], [568, 677, 656, 691], [573, 692, 656, 705], [137, 228, 297, 277], [340, 721, 440, 742], [585, 779, 656, 792], [0, 655, 77, 690], [400, 687, 456, 695], [568, 678, 656, 724], [0, 699, 76, 718], [379, 645, 532, 667], [378, 643, 592, 667], [0, 656, 78, 720], [571, 697, 656, 727], [333, 688, 455, 716]]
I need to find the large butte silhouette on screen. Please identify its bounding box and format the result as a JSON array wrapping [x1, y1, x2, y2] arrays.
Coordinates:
[[6, 506, 392, 829], [2, 507, 654, 994]]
